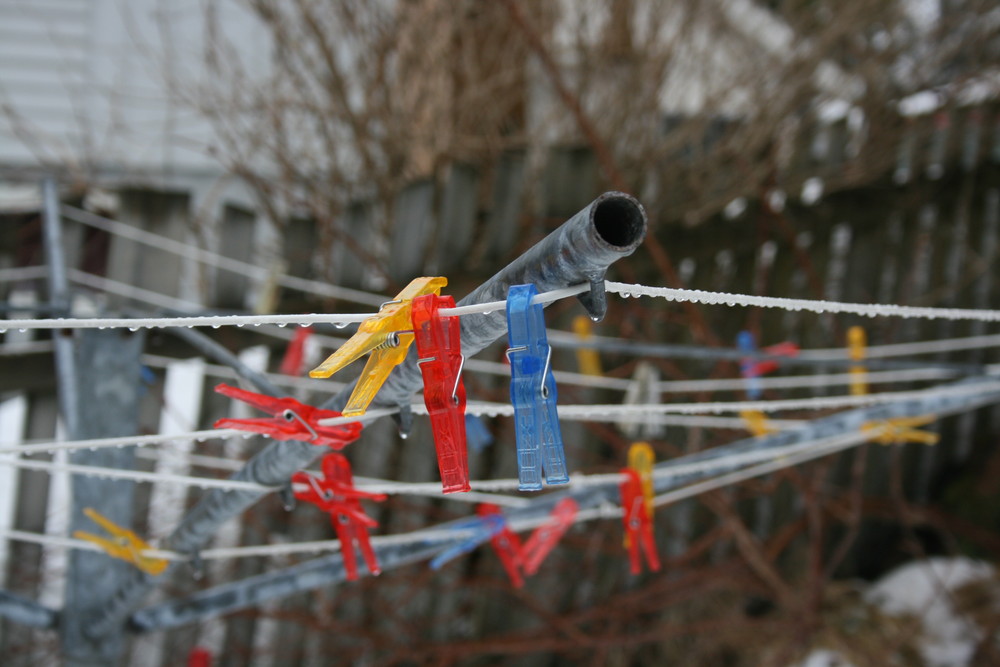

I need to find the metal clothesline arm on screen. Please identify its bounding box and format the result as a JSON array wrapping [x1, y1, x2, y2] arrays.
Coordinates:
[[82, 191, 648, 640]]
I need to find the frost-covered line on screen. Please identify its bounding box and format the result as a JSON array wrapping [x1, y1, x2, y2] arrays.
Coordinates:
[[607, 281, 1000, 322], [62, 205, 387, 307], [801, 333, 1000, 359], [650, 431, 870, 508], [0, 312, 374, 331]]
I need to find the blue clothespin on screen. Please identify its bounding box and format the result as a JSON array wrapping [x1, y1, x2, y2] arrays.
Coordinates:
[[465, 414, 494, 453], [505, 284, 569, 491], [737, 330, 763, 400], [429, 513, 505, 570]]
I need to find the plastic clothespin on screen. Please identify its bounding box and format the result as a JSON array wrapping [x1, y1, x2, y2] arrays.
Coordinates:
[[213, 383, 363, 449], [279, 325, 314, 377], [847, 326, 868, 396], [623, 442, 655, 550], [429, 512, 506, 571], [737, 331, 799, 397], [309, 276, 448, 416], [188, 647, 213, 667], [291, 453, 387, 580], [737, 332, 798, 437], [465, 414, 494, 453], [506, 284, 569, 491], [619, 465, 660, 575], [73, 507, 168, 576], [411, 293, 470, 494], [521, 498, 578, 576], [477, 503, 525, 588], [740, 410, 777, 437], [862, 415, 940, 446], [619, 361, 664, 440], [571, 315, 602, 377]]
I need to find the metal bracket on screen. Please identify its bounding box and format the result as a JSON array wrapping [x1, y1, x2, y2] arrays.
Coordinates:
[[575, 276, 608, 322], [393, 402, 414, 440]]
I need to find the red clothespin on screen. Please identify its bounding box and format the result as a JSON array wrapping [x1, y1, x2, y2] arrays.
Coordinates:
[[188, 647, 212, 667], [279, 326, 314, 376], [521, 498, 578, 576], [411, 293, 470, 494], [213, 384, 362, 449], [291, 453, 386, 580], [744, 341, 800, 378], [477, 503, 524, 588], [619, 469, 660, 575]]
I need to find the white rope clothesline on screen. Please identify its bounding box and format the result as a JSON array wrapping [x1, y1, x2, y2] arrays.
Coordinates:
[[10, 279, 1000, 331], [604, 281, 1000, 323], [0, 447, 530, 505], [3, 381, 994, 459], [801, 332, 1000, 360], [61, 205, 388, 308], [0, 427, 883, 563], [317, 381, 1000, 426]]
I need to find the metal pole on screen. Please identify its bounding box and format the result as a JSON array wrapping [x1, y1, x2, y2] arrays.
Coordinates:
[[128, 375, 1000, 630], [0, 590, 57, 629], [41, 177, 79, 436], [84, 192, 648, 639], [60, 331, 146, 665]]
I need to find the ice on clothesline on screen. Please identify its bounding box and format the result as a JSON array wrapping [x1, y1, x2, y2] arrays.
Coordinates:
[[9, 279, 1000, 332]]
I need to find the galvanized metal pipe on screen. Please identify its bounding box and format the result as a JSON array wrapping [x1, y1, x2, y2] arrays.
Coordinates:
[[42, 177, 80, 437], [129, 375, 1000, 631], [0, 590, 58, 629], [84, 192, 647, 639], [325, 190, 647, 413]]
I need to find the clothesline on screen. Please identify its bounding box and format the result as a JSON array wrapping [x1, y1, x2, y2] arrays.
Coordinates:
[[0, 391, 975, 504], [8, 278, 1000, 331], [3, 380, 995, 457], [61, 204, 388, 308], [0, 334, 980, 396], [0, 423, 887, 564]]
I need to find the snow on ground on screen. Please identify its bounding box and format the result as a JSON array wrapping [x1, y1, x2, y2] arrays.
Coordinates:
[[793, 557, 998, 667], [864, 557, 996, 667]]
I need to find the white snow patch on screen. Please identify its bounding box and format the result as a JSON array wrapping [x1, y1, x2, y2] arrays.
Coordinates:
[[864, 557, 996, 667], [903, 0, 941, 33], [793, 648, 857, 667], [767, 189, 786, 213], [871, 30, 891, 52], [817, 99, 852, 124], [724, 197, 748, 220], [899, 90, 943, 117], [801, 178, 824, 205]]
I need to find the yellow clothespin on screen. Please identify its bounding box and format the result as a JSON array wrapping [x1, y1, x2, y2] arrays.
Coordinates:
[[572, 315, 602, 376], [848, 326, 868, 396], [862, 415, 940, 446], [73, 507, 168, 576], [740, 410, 776, 437], [624, 442, 655, 547], [309, 276, 447, 416]]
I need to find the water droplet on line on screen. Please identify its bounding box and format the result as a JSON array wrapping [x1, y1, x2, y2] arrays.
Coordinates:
[[335, 322, 348, 329]]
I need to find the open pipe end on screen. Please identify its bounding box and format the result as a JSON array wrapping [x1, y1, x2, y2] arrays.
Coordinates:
[[591, 191, 647, 252]]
